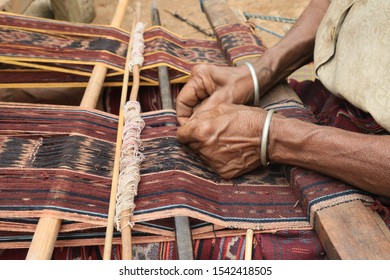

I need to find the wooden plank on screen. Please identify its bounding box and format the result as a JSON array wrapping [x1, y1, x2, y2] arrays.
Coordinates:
[[316, 200, 390, 259], [202, 0, 390, 260], [175, 216, 194, 260]]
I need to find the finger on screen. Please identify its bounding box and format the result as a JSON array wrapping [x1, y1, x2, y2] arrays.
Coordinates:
[[176, 77, 210, 125], [191, 90, 226, 119], [176, 82, 198, 126], [176, 123, 198, 145]]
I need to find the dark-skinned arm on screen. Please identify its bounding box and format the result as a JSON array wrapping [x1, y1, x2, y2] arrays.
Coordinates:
[[177, 0, 390, 197], [252, 0, 330, 96], [270, 116, 390, 197], [176, 0, 330, 124]]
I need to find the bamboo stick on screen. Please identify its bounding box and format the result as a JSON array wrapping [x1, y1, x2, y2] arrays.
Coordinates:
[[244, 229, 253, 260], [104, 1, 142, 260], [118, 64, 140, 260], [26, 0, 130, 260], [80, 0, 130, 109]]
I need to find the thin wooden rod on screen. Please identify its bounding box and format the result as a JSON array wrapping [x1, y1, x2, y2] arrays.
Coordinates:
[[103, 17, 136, 261], [244, 229, 253, 260], [119, 6, 142, 262], [104, 1, 142, 260], [26, 0, 130, 260]]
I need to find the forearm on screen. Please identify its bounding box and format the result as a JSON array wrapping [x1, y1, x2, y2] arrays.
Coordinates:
[[252, 0, 330, 94], [269, 116, 390, 196]]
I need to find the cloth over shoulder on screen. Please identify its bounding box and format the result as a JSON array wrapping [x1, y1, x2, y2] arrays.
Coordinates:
[[314, 0, 390, 132]]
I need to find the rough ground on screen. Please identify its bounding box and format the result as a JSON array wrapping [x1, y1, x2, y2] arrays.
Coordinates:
[[93, 0, 310, 47]]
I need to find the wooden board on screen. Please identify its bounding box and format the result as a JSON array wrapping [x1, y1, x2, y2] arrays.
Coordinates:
[[202, 0, 390, 260], [316, 200, 390, 259]]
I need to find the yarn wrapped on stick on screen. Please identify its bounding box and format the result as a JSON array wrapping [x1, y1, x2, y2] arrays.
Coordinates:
[[129, 22, 145, 72], [114, 22, 146, 231], [115, 101, 145, 230]]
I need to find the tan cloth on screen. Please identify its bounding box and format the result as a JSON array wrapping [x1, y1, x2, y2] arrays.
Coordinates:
[[314, 0, 390, 132]]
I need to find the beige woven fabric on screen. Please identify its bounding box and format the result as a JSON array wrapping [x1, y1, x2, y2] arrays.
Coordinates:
[[314, 0, 390, 132]]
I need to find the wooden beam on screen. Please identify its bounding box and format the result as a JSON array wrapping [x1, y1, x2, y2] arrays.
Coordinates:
[[202, 0, 390, 260], [316, 200, 390, 259]]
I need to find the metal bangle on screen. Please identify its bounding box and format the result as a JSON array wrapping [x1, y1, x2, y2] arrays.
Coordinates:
[[244, 62, 260, 107], [261, 109, 275, 166]]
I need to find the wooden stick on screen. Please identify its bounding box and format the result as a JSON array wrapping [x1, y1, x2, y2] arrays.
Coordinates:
[[151, 4, 173, 110], [26, 0, 130, 260], [104, 1, 142, 260], [25, 217, 61, 260], [152, 3, 194, 260], [244, 229, 253, 260], [80, 0, 130, 109], [118, 66, 140, 261]]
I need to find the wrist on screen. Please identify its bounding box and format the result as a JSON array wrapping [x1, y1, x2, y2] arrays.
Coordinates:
[[234, 64, 257, 105], [260, 109, 276, 166], [251, 48, 289, 95], [268, 115, 305, 165]]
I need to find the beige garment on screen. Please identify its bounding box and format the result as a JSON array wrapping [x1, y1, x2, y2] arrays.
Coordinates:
[[314, 0, 390, 132]]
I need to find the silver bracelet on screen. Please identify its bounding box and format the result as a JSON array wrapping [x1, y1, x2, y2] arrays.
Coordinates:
[[244, 62, 260, 107], [261, 109, 275, 166]]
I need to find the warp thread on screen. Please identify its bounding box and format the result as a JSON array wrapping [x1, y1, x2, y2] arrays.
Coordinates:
[[115, 101, 145, 230]]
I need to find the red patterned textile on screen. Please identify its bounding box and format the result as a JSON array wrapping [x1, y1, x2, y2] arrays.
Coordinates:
[[0, 13, 265, 87], [1, 79, 388, 260], [0, 230, 325, 260]]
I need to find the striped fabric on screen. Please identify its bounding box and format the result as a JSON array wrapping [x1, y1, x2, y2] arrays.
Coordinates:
[[0, 13, 265, 87], [0, 98, 374, 251]]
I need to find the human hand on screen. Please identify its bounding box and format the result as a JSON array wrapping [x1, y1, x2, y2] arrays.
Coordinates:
[[176, 103, 269, 179], [176, 64, 254, 126]]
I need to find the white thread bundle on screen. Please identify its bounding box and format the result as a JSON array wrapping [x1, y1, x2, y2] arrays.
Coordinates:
[[129, 22, 145, 71], [115, 101, 145, 230]]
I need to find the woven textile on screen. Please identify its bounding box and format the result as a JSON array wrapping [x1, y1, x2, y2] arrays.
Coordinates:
[[0, 230, 326, 260], [0, 12, 265, 87], [0, 98, 374, 242], [0, 81, 390, 259], [214, 23, 266, 65], [0, 103, 117, 231]]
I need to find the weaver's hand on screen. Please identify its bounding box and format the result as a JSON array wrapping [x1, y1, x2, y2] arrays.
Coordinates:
[[176, 64, 254, 126], [176, 103, 269, 179]]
